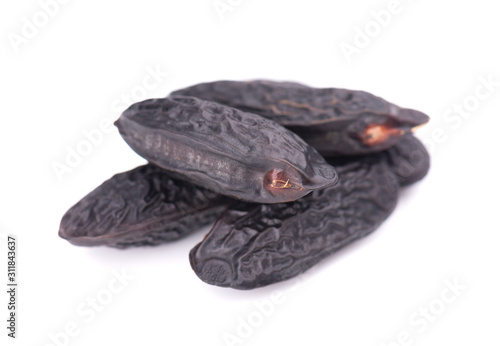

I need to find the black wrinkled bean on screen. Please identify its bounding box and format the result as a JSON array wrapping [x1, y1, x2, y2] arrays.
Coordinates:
[[58, 164, 229, 248], [189, 155, 399, 289], [115, 96, 338, 204], [171, 80, 429, 156]]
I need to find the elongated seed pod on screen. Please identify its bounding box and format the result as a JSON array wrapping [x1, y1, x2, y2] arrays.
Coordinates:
[[58, 164, 229, 248], [115, 96, 338, 204], [189, 155, 399, 289], [171, 80, 429, 156]]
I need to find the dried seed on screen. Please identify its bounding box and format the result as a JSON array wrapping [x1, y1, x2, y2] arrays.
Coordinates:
[[58, 164, 229, 248], [171, 80, 429, 156], [189, 155, 399, 289], [115, 96, 338, 203]]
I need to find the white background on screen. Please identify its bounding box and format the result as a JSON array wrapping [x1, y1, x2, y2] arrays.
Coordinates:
[[1, 1, 499, 345]]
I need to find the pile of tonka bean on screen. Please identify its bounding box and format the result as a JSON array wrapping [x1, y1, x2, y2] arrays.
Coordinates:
[[59, 80, 430, 290]]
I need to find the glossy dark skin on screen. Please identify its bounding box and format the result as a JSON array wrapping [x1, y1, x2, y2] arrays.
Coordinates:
[[58, 164, 229, 248], [189, 155, 399, 289], [171, 80, 429, 156], [115, 96, 338, 204]]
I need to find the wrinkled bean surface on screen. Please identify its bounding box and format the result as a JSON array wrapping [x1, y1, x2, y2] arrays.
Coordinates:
[[115, 96, 338, 203], [172, 80, 429, 156], [59, 164, 229, 248], [189, 155, 399, 289]]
